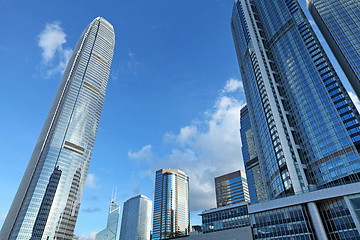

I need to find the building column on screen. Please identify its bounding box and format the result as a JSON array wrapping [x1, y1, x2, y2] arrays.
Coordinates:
[[307, 202, 328, 240], [344, 196, 360, 232]]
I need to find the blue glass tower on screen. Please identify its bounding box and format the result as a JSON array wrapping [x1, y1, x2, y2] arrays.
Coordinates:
[[215, 170, 250, 207], [231, 0, 360, 200], [0, 17, 115, 239], [307, 0, 360, 100]]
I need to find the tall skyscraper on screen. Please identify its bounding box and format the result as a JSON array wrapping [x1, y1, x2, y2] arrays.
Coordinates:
[[214, 170, 250, 207], [231, 0, 360, 200], [307, 0, 360, 100], [119, 195, 152, 240], [240, 105, 266, 203], [153, 169, 190, 240], [95, 199, 120, 240], [0, 17, 115, 239]]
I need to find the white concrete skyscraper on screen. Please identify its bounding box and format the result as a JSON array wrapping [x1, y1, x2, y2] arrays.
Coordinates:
[[0, 17, 115, 239], [119, 195, 152, 240]]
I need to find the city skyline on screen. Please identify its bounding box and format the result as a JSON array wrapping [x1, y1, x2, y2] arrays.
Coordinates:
[[1, 0, 360, 239]]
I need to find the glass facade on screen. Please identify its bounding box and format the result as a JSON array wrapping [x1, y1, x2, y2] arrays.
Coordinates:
[[95, 200, 120, 240], [251, 205, 315, 240], [215, 170, 250, 207], [152, 169, 189, 239], [0, 17, 115, 240], [201, 204, 250, 233], [119, 195, 152, 240], [231, 0, 360, 200], [240, 105, 266, 203], [307, 0, 360, 100], [318, 197, 360, 240]]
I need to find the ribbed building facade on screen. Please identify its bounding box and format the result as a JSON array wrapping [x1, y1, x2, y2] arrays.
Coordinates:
[[153, 169, 190, 239], [119, 195, 152, 240], [231, 0, 360, 239], [95, 200, 120, 240], [215, 170, 250, 207], [231, 0, 360, 200], [307, 0, 360, 100], [0, 17, 115, 240]]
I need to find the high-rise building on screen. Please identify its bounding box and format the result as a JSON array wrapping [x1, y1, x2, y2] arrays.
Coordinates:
[[119, 195, 152, 240], [307, 0, 360, 99], [214, 170, 250, 207], [0, 17, 115, 239], [240, 105, 266, 203], [95, 199, 120, 240], [153, 169, 190, 239], [231, 0, 360, 200], [231, 0, 360, 238]]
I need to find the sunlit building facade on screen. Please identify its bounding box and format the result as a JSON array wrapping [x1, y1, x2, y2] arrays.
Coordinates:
[[215, 170, 250, 207], [119, 195, 152, 240], [231, 0, 360, 238], [307, 0, 360, 100], [153, 169, 190, 239], [95, 199, 120, 240], [240, 105, 266, 203], [0, 17, 115, 239]]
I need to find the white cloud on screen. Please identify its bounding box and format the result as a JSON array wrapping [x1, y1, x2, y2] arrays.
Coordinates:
[[130, 78, 245, 211], [85, 173, 101, 189], [349, 91, 360, 112], [223, 78, 243, 93], [77, 232, 97, 240], [38, 22, 72, 78], [128, 144, 153, 163]]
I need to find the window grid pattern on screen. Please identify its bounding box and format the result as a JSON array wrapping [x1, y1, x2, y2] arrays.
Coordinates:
[[1, 18, 115, 240], [318, 197, 360, 239], [202, 205, 250, 233]]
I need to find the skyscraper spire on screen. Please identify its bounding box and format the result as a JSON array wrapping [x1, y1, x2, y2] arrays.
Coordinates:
[[0, 17, 115, 239]]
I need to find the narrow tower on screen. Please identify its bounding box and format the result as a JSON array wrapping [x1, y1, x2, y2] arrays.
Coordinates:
[[153, 169, 190, 240], [0, 17, 115, 239]]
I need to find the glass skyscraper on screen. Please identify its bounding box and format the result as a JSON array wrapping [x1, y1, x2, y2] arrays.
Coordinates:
[[119, 195, 152, 240], [153, 169, 190, 239], [307, 0, 360, 100], [0, 17, 115, 240], [214, 170, 250, 207], [240, 105, 266, 203], [231, 0, 360, 200], [95, 199, 120, 240]]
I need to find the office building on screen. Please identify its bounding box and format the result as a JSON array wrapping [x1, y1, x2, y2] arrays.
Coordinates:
[[119, 195, 152, 240], [201, 182, 360, 239], [307, 0, 360, 99], [153, 169, 190, 239], [215, 170, 250, 207], [95, 199, 120, 240], [231, 0, 360, 199], [240, 105, 266, 203], [230, 0, 360, 238], [0, 17, 115, 239]]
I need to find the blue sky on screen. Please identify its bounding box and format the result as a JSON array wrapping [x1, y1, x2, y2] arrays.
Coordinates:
[[0, 0, 359, 239]]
